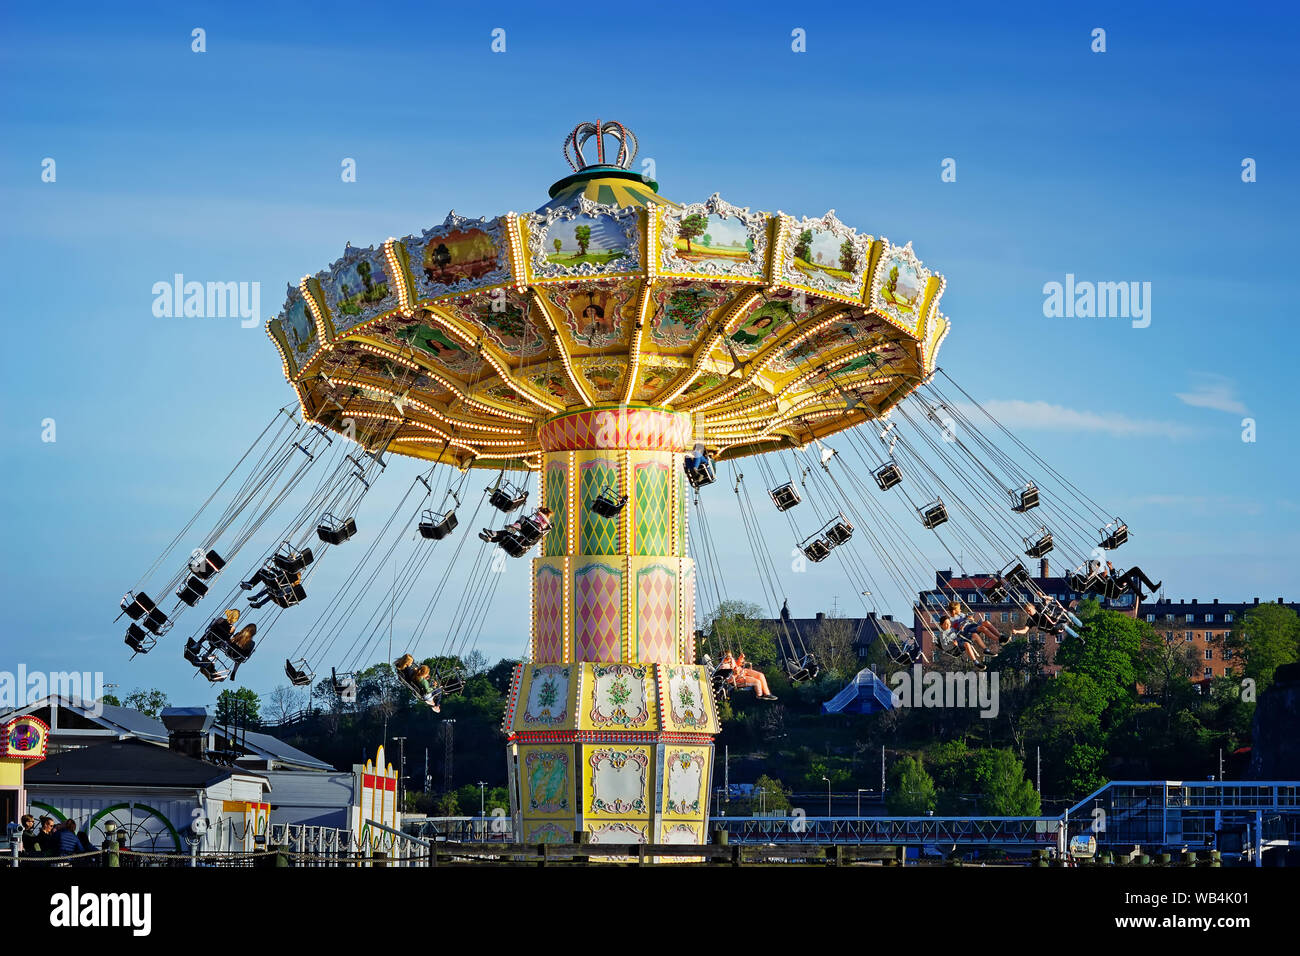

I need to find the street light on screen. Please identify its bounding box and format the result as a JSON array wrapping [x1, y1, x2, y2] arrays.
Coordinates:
[[857, 788, 870, 817], [478, 781, 487, 839], [822, 776, 831, 817]]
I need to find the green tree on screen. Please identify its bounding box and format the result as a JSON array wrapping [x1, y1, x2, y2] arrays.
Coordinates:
[[838, 236, 857, 271], [1227, 603, 1299, 691], [1056, 609, 1146, 709], [887, 756, 936, 815], [970, 748, 1040, 815], [123, 688, 169, 718], [793, 229, 813, 263], [574, 225, 592, 257], [101, 693, 121, 707], [679, 213, 708, 252], [701, 233, 712, 247], [215, 687, 261, 726], [703, 600, 779, 670], [754, 774, 791, 811], [552, 237, 562, 255]]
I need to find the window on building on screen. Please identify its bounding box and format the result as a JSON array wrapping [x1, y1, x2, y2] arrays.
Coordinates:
[[1226, 613, 1234, 623], [1205, 648, 1213, 660], [1146, 614, 1155, 622], [1205, 632, 1215, 642], [968, 593, 976, 603], [1056, 634, 1063, 644], [1185, 613, 1195, 623], [1205, 614, 1214, 622], [1185, 632, 1194, 642], [1204, 667, 1213, 678], [1001, 612, 1009, 622], [1164, 613, 1174, 622], [1223, 648, 1233, 660]]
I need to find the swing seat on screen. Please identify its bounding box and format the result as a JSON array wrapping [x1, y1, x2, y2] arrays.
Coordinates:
[[785, 653, 819, 683], [198, 660, 229, 683], [801, 537, 832, 562], [1011, 484, 1040, 513], [873, 461, 903, 491], [984, 583, 1009, 605], [499, 534, 530, 558], [143, 607, 171, 636], [214, 623, 257, 663], [1024, 531, 1053, 559], [1068, 570, 1105, 595], [1001, 559, 1031, 589], [516, 516, 547, 544], [1102, 576, 1129, 600], [316, 514, 358, 545], [419, 508, 458, 540], [183, 637, 206, 666], [489, 485, 528, 514], [396, 666, 438, 704], [121, 591, 156, 621], [1099, 521, 1128, 550], [684, 456, 716, 489], [190, 548, 226, 580], [124, 623, 155, 655], [270, 584, 308, 608], [331, 668, 358, 702], [886, 639, 919, 665], [176, 575, 209, 607], [591, 489, 628, 518], [769, 482, 801, 512], [825, 519, 854, 547], [285, 658, 314, 687], [919, 499, 948, 529], [436, 669, 466, 697], [274, 546, 314, 573]]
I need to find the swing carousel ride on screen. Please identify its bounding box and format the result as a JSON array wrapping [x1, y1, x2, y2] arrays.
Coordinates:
[[116, 121, 1142, 846]]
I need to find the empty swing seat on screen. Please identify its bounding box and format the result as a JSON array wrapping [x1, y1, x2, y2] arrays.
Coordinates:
[[284, 659, 314, 687], [919, 500, 949, 529], [873, 462, 903, 491], [331, 668, 357, 702], [801, 538, 832, 563], [143, 607, 170, 636], [1099, 521, 1129, 550], [124, 623, 155, 655], [826, 518, 854, 547], [437, 669, 466, 697], [769, 482, 802, 512], [785, 653, 820, 683], [1001, 560, 1031, 589], [120, 591, 156, 621], [489, 485, 528, 514], [176, 575, 209, 607], [591, 489, 628, 518], [1024, 531, 1054, 559], [274, 547, 314, 573], [316, 514, 358, 545], [684, 456, 716, 489], [419, 509, 459, 540], [1012, 484, 1040, 513], [984, 583, 1009, 605], [190, 549, 226, 580]]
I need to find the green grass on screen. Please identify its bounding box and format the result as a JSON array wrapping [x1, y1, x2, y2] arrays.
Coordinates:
[[794, 257, 853, 281], [547, 251, 625, 267]]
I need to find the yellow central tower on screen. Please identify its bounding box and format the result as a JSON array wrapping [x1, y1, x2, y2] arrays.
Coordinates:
[[503, 404, 719, 846]]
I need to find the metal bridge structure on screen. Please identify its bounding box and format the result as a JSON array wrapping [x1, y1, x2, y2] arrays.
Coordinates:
[[409, 780, 1300, 862]]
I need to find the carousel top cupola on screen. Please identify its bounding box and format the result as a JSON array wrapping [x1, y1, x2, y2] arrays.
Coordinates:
[[540, 119, 679, 212]]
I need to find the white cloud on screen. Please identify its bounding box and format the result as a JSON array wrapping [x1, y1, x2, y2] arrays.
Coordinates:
[[967, 399, 1202, 440], [1175, 376, 1248, 415]]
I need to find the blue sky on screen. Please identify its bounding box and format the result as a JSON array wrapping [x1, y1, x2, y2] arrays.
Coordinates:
[[1, 0, 1297, 704]]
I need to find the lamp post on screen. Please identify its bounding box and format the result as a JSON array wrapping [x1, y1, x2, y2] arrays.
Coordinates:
[[478, 781, 487, 840], [822, 776, 831, 817], [857, 788, 870, 817]]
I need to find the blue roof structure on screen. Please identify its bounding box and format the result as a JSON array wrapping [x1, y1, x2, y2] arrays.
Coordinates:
[[821, 668, 901, 715]]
